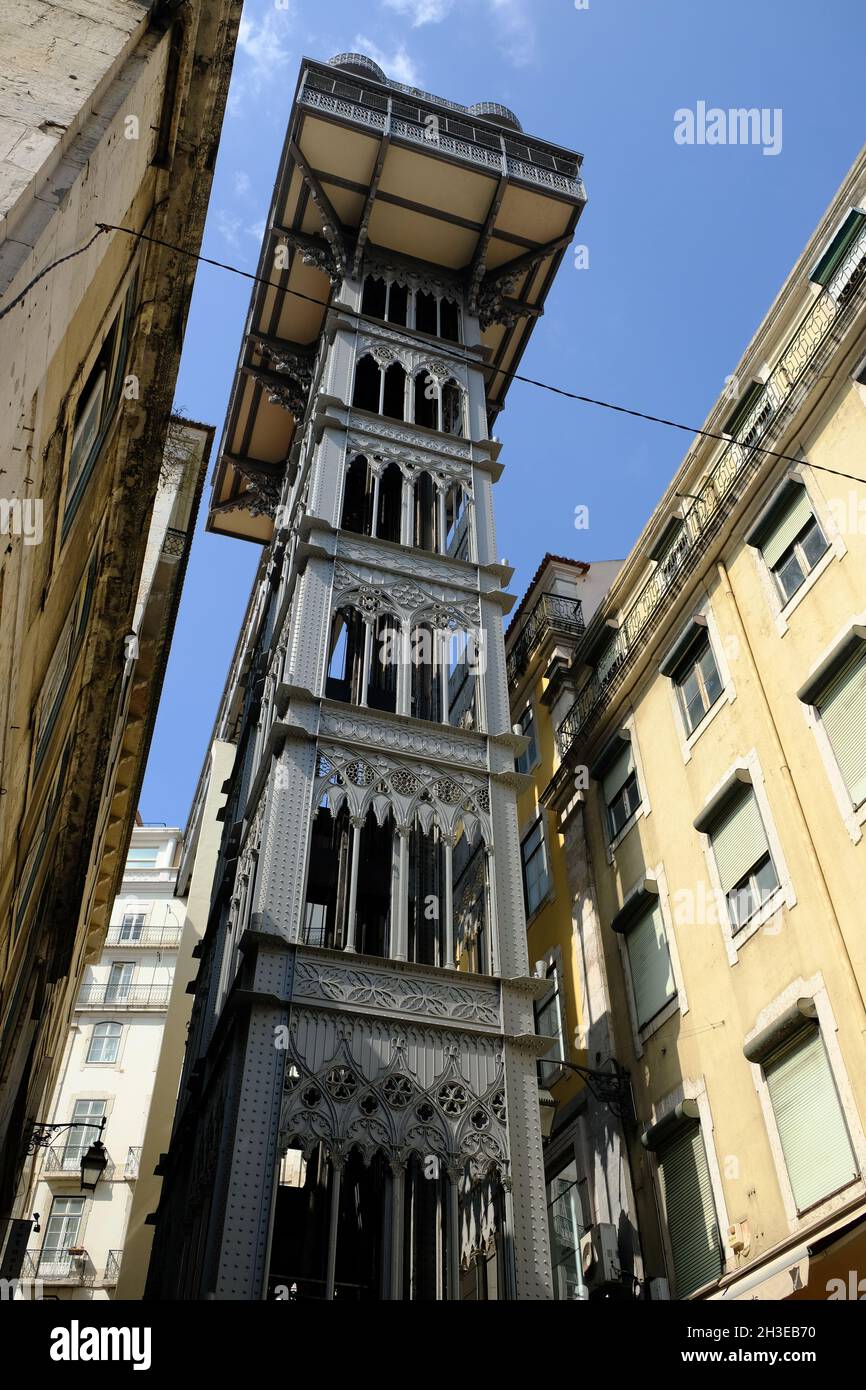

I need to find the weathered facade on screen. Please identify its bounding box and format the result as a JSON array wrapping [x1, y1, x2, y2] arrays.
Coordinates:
[[147, 52, 587, 1300], [0, 0, 241, 1237], [544, 147, 866, 1299]]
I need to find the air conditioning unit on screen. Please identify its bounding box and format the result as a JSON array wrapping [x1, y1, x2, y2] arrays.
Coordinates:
[[579, 1222, 619, 1284]]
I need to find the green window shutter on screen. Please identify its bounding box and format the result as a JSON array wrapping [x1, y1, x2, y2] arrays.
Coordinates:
[[709, 788, 768, 893], [818, 645, 866, 808], [760, 487, 815, 569], [657, 1123, 722, 1298], [810, 209, 866, 288], [765, 1029, 858, 1211], [601, 743, 633, 805], [626, 903, 676, 1029]]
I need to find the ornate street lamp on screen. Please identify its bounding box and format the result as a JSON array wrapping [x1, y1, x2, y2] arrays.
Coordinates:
[[26, 1115, 109, 1193]]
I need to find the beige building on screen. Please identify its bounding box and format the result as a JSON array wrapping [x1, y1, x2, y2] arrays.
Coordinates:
[[541, 148, 866, 1299], [0, 0, 240, 1237], [17, 824, 184, 1298]]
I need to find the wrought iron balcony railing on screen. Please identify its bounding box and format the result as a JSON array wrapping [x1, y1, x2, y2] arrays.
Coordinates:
[[104, 926, 182, 948], [104, 1250, 123, 1283], [300, 69, 584, 198], [23, 1250, 95, 1285], [125, 1146, 142, 1179], [556, 224, 866, 760], [41, 1144, 115, 1181], [507, 594, 586, 686], [76, 983, 172, 1010]]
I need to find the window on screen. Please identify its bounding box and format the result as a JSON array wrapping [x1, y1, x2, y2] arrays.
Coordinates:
[[751, 485, 829, 603], [624, 900, 676, 1030], [535, 962, 565, 1084], [656, 1123, 722, 1298], [64, 1099, 106, 1168], [118, 911, 145, 942], [106, 961, 134, 1004], [126, 846, 159, 868], [87, 1022, 122, 1065], [599, 741, 640, 840], [521, 816, 550, 917], [810, 208, 866, 294], [546, 1160, 586, 1300], [764, 1028, 858, 1211], [706, 786, 779, 929], [814, 644, 866, 809], [32, 550, 99, 775], [723, 380, 772, 449], [64, 279, 135, 527], [40, 1197, 85, 1276], [515, 703, 538, 775], [672, 632, 723, 734]]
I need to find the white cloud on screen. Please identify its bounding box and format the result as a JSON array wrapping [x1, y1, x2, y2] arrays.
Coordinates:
[[229, 5, 295, 115], [353, 33, 421, 87], [233, 170, 252, 198], [381, 0, 455, 25], [212, 208, 266, 250]]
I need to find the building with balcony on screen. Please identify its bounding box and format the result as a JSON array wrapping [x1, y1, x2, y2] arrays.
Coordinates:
[[0, 0, 242, 1239], [15, 824, 185, 1298], [540, 147, 866, 1300], [146, 50, 587, 1301]]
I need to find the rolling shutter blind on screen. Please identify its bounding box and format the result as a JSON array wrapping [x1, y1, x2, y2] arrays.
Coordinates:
[[627, 903, 676, 1029], [818, 646, 866, 808], [765, 1029, 858, 1211], [657, 1124, 721, 1298], [760, 487, 813, 569], [709, 789, 768, 893], [601, 743, 633, 804]]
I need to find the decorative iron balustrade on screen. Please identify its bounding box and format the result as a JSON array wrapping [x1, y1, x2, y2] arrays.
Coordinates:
[[41, 1145, 115, 1181], [23, 1250, 95, 1284], [299, 78, 584, 198], [76, 983, 172, 1010], [104, 1250, 123, 1282], [104, 926, 182, 948], [556, 226, 866, 760], [507, 594, 585, 686], [125, 1146, 142, 1179]]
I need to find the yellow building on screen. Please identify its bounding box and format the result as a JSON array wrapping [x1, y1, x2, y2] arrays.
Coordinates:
[[0, 1, 241, 1238], [540, 147, 866, 1300]]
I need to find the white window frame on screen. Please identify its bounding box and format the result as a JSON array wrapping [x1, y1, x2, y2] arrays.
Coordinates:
[[616, 865, 688, 1057], [520, 811, 552, 922], [663, 605, 736, 762], [593, 719, 651, 861], [535, 946, 567, 1085], [748, 470, 845, 636], [797, 616, 866, 844], [85, 1021, 124, 1066], [515, 700, 539, 776], [745, 975, 866, 1231], [696, 752, 795, 965]]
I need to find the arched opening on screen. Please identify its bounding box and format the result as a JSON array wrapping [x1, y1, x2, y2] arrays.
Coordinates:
[[388, 280, 409, 326], [415, 289, 438, 336], [442, 379, 464, 437], [377, 462, 403, 543], [355, 808, 394, 957], [413, 469, 438, 552], [411, 622, 442, 723], [382, 361, 407, 421], [341, 455, 373, 535], [326, 606, 365, 704], [407, 814, 446, 966], [362, 275, 387, 319], [440, 296, 460, 343], [413, 370, 438, 430], [444, 482, 471, 560], [367, 612, 399, 714], [303, 802, 353, 949], [453, 825, 489, 974], [352, 354, 381, 412], [403, 1152, 449, 1298], [446, 626, 478, 731]]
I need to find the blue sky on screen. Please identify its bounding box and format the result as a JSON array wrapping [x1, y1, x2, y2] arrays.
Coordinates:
[[140, 0, 866, 826]]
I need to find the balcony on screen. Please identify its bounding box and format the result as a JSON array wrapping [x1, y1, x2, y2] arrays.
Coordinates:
[[22, 1250, 95, 1285], [104, 926, 182, 948], [125, 1146, 142, 1179], [41, 1144, 115, 1182], [299, 66, 584, 199], [76, 983, 172, 1010], [507, 593, 585, 687], [556, 222, 866, 760], [104, 1249, 123, 1284]]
